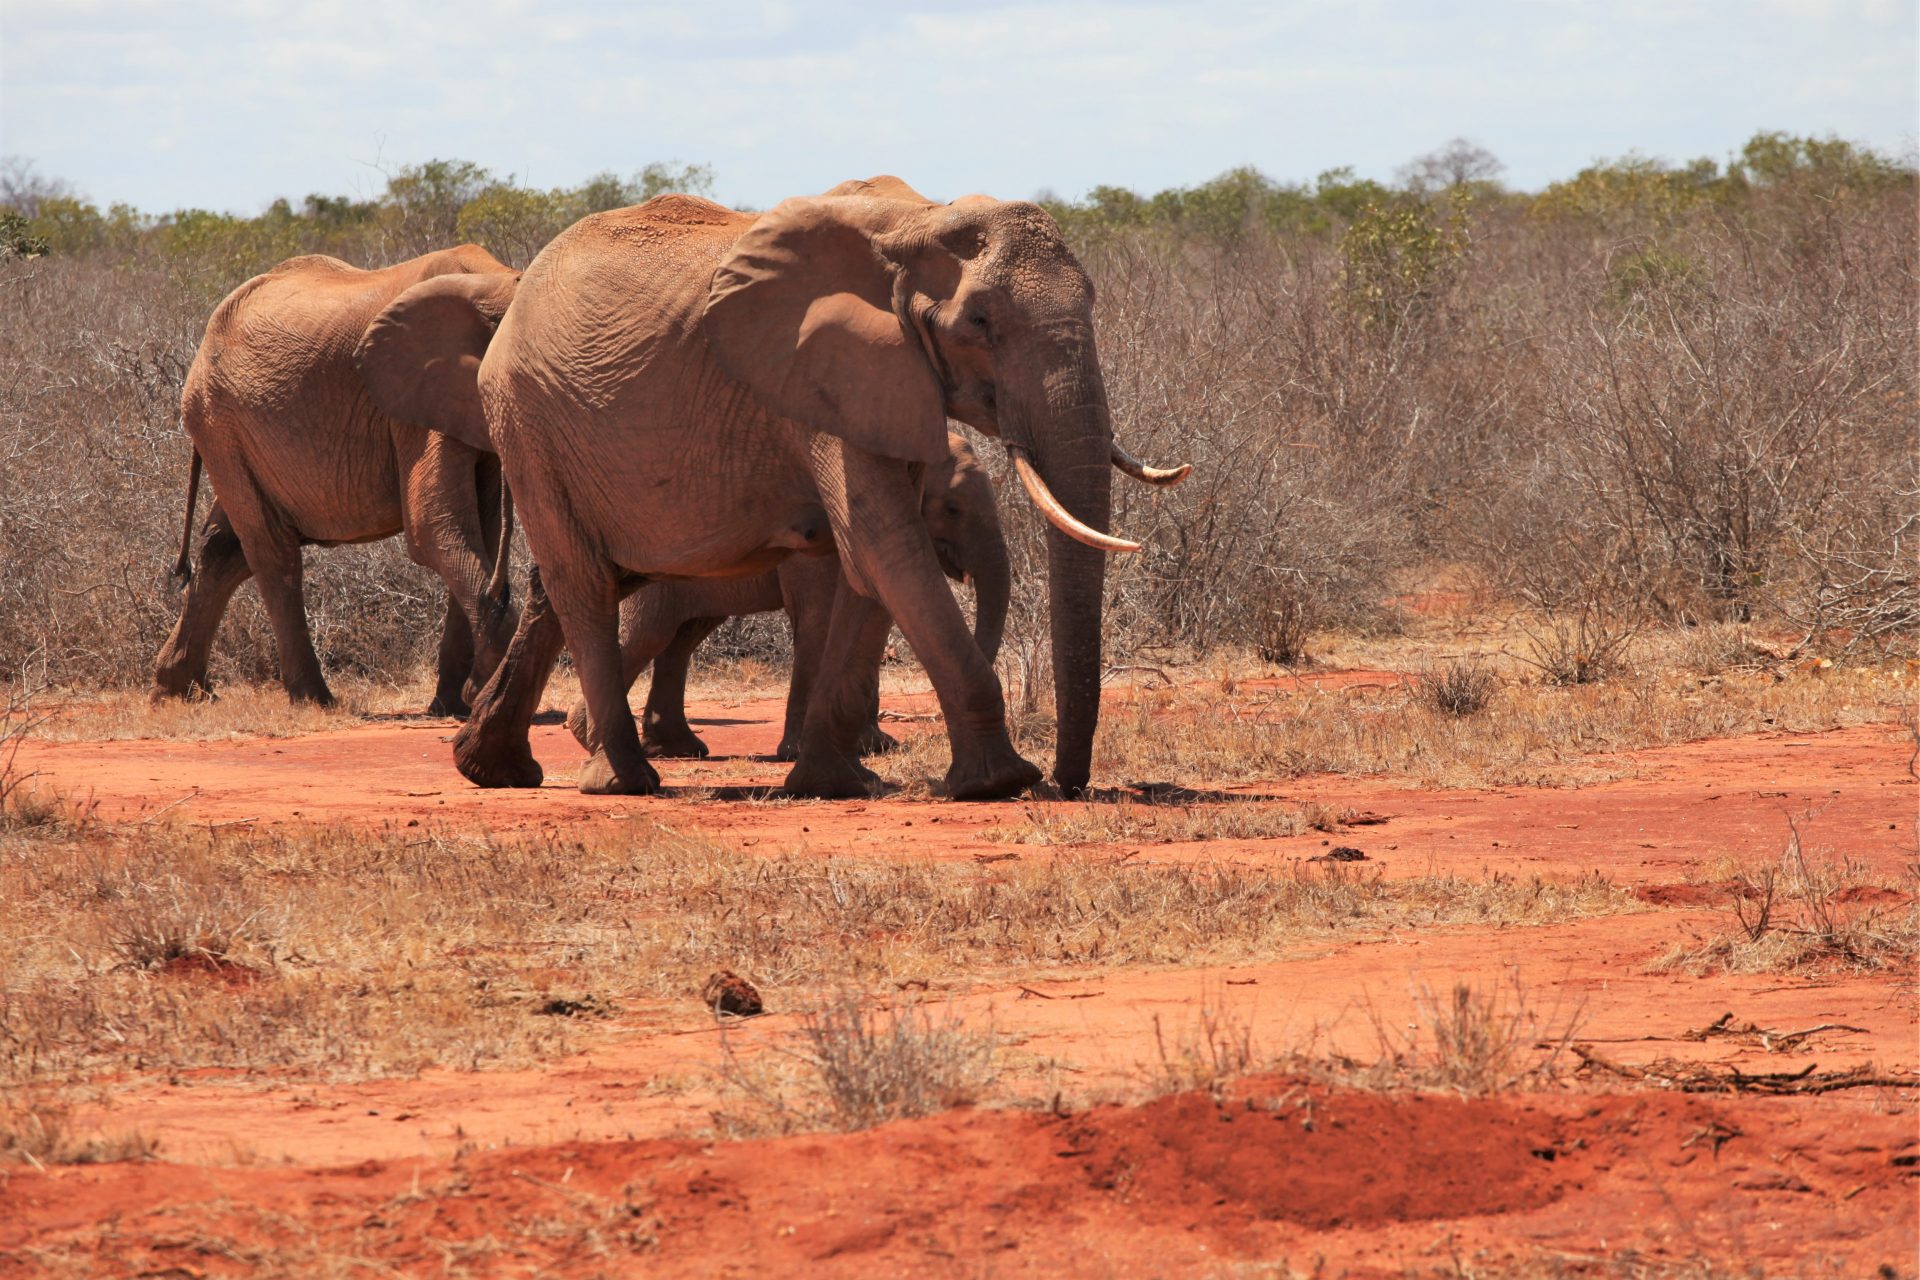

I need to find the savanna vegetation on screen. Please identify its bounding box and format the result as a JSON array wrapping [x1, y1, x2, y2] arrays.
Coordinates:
[[0, 135, 1912, 700]]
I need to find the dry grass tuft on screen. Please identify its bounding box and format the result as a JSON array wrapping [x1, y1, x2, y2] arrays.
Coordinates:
[[1150, 1001, 1262, 1098], [1414, 657, 1501, 717], [714, 992, 997, 1135], [1, 1092, 158, 1167], [1359, 975, 1587, 1095]]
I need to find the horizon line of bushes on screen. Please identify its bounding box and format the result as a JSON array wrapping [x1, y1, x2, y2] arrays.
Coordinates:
[[1, 130, 1910, 275]]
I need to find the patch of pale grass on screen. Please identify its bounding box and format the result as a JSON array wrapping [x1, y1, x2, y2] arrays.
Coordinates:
[[1090, 661, 1904, 789], [34, 676, 428, 742], [0, 813, 1637, 1091], [986, 794, 1307, 846]]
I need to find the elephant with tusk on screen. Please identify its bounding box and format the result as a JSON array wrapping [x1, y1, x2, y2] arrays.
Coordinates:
[[447, 175, 1189, 800], [153, 246, 521, 715]]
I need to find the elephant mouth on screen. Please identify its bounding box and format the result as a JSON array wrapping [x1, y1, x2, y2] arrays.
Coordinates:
[[932, 537, 966, 584]]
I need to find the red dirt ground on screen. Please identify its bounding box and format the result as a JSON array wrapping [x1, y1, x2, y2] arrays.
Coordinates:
[[4, 685, 1916, 1276]]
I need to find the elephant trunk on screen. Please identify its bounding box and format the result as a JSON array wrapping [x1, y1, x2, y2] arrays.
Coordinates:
[[1019, 356, 1117, 797], [966, 518, 1011, 668]]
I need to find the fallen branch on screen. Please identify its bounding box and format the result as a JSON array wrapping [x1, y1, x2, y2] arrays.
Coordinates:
[[1572, 1045, 1916, 1095]]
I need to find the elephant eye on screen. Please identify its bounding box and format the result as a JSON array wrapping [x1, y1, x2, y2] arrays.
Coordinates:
[[967, 311, 991, 339]]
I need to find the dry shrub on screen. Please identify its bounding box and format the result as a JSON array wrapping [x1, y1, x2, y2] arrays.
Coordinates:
[[1150, 1001, 1261, 1098], [1654, 818, 1919, 975], [1516, 597, 1640, 686]]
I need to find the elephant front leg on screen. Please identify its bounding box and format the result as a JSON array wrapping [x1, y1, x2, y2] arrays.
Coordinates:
[[814, 445, 1039, 800], [453, 567, 561, 788]]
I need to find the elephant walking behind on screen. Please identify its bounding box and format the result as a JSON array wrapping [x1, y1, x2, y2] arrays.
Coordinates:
[[566, 432, 1010, 762], [153, 246, 521, 714]]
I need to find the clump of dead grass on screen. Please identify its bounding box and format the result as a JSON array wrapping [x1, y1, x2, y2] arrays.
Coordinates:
[[713, 992, 997, 1136], [1653, 817, 1919, 975], [1414, 656, 1501, 717], [1356, 974, 1587, 1095]]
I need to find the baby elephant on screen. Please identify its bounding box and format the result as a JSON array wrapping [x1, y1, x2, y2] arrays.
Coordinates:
[[566, 433, 1008, 762]]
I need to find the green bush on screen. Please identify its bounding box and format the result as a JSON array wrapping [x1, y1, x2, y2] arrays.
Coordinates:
[[1338, 198, 1466, 333]]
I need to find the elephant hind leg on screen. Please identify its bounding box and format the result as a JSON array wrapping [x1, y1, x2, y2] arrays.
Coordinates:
[[430, 593, 475, 718], [152, 503, 252, 702], [238, 529, 332, 707], [454, 567, 560, 788]]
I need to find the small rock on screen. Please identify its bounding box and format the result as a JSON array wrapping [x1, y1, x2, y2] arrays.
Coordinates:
[[536, 993, 613, 1018], [702, 969, 764, 1018]]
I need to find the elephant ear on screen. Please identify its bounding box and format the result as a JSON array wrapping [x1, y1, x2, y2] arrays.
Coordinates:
[[703, 195, 949, 466], [354, 271, 519, 453]]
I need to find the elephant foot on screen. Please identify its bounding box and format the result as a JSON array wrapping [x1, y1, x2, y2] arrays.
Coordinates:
[[428, 690, 471, 719], [783, 750, 884, 800], [286, 684, 337, 710], [150, 677, 213, 706], [642, 723, 711, 760], [856, 722, 901, 757], [774, 736, 800, 763], [564, 702, 592, 751], [944, 741, 1043, 801], [453, 721, 545, 789], [579, 748, 661, 796]]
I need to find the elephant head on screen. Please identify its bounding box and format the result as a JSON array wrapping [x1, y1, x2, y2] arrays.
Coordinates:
[[923, 432, 1010, 668], [353, 268, 521, 452], [702, 179, 1187, 794]]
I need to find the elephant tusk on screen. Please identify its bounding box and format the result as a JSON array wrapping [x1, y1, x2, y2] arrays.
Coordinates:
[[1110, 439, 1191, 487], [1009, 450, 1141, 554]]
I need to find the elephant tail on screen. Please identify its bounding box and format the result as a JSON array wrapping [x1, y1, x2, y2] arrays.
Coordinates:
[[484, 476, 514, 610], [168, 448, 202, 592]]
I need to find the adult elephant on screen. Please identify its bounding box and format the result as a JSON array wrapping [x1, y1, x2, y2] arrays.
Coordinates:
[[153, 246, 520, 714], [454, 176, 1186, 799], [565, 432, 1010, 762]]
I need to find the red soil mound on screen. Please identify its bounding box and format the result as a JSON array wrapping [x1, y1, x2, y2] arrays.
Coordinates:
[[9, 1079, 1915, 1277]]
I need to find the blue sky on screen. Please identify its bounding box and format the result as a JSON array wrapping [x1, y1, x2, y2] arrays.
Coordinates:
[[3, 0, 1914, 213]]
